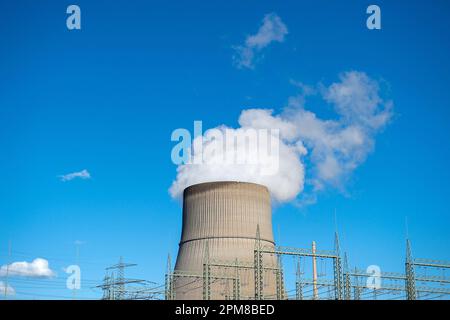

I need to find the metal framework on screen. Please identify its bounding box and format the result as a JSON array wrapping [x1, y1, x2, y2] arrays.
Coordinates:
[[165, 270, 239, 300], [254, 225, 264, 300], [165, 254, 174, 300], [405, 239, 416, 300], [405, 239, 450, 300], [344, 240, 450, 301], [343, 253, 351, 300], [256, 232, 343, 300], [163, 235, 450, 301], [98, 257, 161, 300], [295, 258, 303, 300]]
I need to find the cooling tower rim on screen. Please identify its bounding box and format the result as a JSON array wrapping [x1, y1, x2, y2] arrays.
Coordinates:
[[183, 181, 269, 194], [179, 236, 275, 246]]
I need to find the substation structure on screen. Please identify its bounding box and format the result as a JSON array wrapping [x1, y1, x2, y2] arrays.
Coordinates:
[[98, 257, 165, 300], [165, 232, 450, 300]]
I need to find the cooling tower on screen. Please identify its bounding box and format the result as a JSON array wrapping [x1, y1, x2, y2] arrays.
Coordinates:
[[173, 181, 280, 300]]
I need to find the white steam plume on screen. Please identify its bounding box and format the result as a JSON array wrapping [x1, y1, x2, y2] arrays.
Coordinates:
[[169, 71, 392, 203]]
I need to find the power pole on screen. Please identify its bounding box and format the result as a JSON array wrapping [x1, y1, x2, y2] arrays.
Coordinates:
[[116, 256, 125, 300], [165, 254, 173, 300], [276, 254, 285, 300], [333, 232, 343, 300], [343, 253, 351, 300], [312, 241, 318, 300], [353, 267, 361, 300], [3, 240, 11, 299], [105, 257, 139, 300], [254, 224, 264, 300], [109, 273, 115, 300], [296, 258, 303, 300], [101, 274, 111, 300], [405, 239, 416, 300]]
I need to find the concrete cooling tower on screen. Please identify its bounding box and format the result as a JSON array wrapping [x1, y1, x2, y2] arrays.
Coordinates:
[[173, 181, 281, 300]]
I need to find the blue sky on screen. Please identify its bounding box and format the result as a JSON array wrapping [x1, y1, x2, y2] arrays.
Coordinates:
[[1, 0, 450, 299]]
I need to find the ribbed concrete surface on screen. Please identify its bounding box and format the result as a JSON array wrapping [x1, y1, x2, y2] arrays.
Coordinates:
[[174, 181, 278, 299]]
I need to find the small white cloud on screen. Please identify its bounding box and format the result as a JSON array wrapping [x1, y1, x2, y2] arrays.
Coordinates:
[[59, 169, 91, 182], [0, 258, 56, 278], [323, 71, 392, 130], [233, 13, 288, 69], [0, 281, 15, 296]]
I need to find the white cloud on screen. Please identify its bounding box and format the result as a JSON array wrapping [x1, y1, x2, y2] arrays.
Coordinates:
[[170, 71, 393, 204], [0, 281, 15, 296], [233, 13, 288, 69], [278, 72, 392, 191], [0, 258, 56, 278], [59, 169, 91, 182], [323, 71, 392, 130]]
